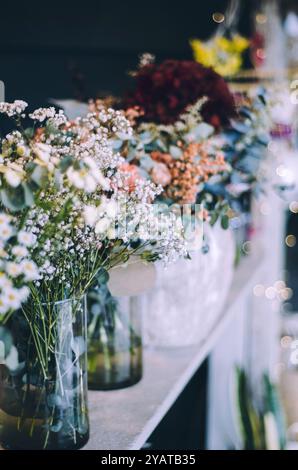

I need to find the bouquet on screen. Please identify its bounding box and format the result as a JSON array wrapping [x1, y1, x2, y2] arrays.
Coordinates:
[[0, 101, 186, 449], [123, 59, 236, 129]]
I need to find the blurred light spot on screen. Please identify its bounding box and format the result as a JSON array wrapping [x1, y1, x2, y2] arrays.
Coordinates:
[[260, 202, 270, 215], [274, 280, 286, 291], [289, 201, 298, 213], [256, 48, 266, 60], [256, 13, 267, 24], [242, 241, 251, 254], [281, 335, 292, 348], [268, 141, 278, 153], [285, 234, 296, 247], [276, 165, 287, 177], [280, 288, 293, 301], [253, 284, 265, 297], [212, 12, 225, 23], [265, 286, 276, 300]]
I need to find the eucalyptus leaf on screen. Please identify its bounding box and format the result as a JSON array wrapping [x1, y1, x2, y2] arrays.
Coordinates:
[[221, 214, 229, 230], [169, 145, 182, 159], [23, 182, 34, 206], [59, 155, 73, 172], [1, 186, 26, 211], [31, 165, 48, 187]]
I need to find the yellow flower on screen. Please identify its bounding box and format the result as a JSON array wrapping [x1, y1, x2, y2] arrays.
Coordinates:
[[216, 55, 242, 77], [190, 40, 216, 68], [190, 33, 249, 77], [232, 34, 250, 53], [215, 36, 232, 52]]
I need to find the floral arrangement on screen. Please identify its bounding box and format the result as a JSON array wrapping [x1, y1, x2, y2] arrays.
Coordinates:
[[123, 59, 236, 129], [194, 89, 270, 223], [0, 101, 186, 321], [236, 367, 286, 450], [190, 34, 249, 77], [115, 99, 230, 211], [0, 100, 187, 450]]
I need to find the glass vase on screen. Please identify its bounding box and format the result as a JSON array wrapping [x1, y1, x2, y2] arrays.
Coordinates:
[[87, 285, 142, 390], [0, 296, 89, 450]]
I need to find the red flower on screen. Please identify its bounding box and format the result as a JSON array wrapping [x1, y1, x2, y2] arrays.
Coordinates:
[[124, 60, 235, 128]]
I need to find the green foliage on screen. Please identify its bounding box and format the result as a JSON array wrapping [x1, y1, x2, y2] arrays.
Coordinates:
[[235, 367, 286, 450]]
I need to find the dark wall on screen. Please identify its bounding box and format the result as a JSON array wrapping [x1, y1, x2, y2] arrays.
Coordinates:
[[0, 0, 254, 105]]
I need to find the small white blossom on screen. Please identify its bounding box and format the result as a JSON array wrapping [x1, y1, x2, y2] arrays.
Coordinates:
[[12, 245, 28, 259], [6, 262, 22, 278], [20, 260, 39, 281], [0, 223, 14, 241], [0, 100, 28, 117], [18, 230, 37, 247], [29, 107, 56, 122]]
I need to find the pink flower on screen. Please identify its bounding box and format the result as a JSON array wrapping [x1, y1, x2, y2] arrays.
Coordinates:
[[119, 163, 141, 192], [151, 162, 172, 187]]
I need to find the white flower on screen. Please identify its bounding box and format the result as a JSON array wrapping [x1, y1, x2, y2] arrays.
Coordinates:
[[0, 100, 28, 117], [29, 107, 56, 122], [0, 214, 11, 226], [20, 260, 39, 281], [6, 262, 22, 278], [0, 296, 9, 315], [66, 167, 88, 190], [105, 200, 117, 219], [16, 144, 30, 157], [33, 143, 53, 169], [83, 205, 99, 226], [12, 245, 28, 259], [83, 157, 110, 190], [2, 287, 23, 310], [18, 230, 36, 247], [4, 168, 22, 187], [95, 217, 111, 234], [0, 273, 12, 290], [18, 286, 30, 301], [0, 223, 14, 241]]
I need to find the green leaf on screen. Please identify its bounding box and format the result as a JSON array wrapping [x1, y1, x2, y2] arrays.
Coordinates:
[[24, 127, 35, 139], [169, 145, 182, 159], [30, 165, 48, 187], [0, 186, 26, 211], [210, 211, 219, 227], [221, 214, 229, 230], [235, 367, 256, 450], [22, 182, 34, 207], [263, 374, 287, 450], [59, 155, 73, 172]]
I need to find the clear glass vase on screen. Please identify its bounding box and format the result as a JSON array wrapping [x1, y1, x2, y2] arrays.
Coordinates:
[[87, 285, 142, 390], [0, 296, 89, 450]]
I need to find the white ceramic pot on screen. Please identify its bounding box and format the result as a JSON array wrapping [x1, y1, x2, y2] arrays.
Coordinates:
[[142, 224, 235, 347]]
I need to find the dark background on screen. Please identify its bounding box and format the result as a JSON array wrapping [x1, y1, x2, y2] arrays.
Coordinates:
[[0, 0, 257, 105]]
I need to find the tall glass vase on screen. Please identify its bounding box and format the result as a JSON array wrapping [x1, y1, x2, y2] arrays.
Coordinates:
[[0, 296, 89, 450], [87, 285, 142, 390]]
